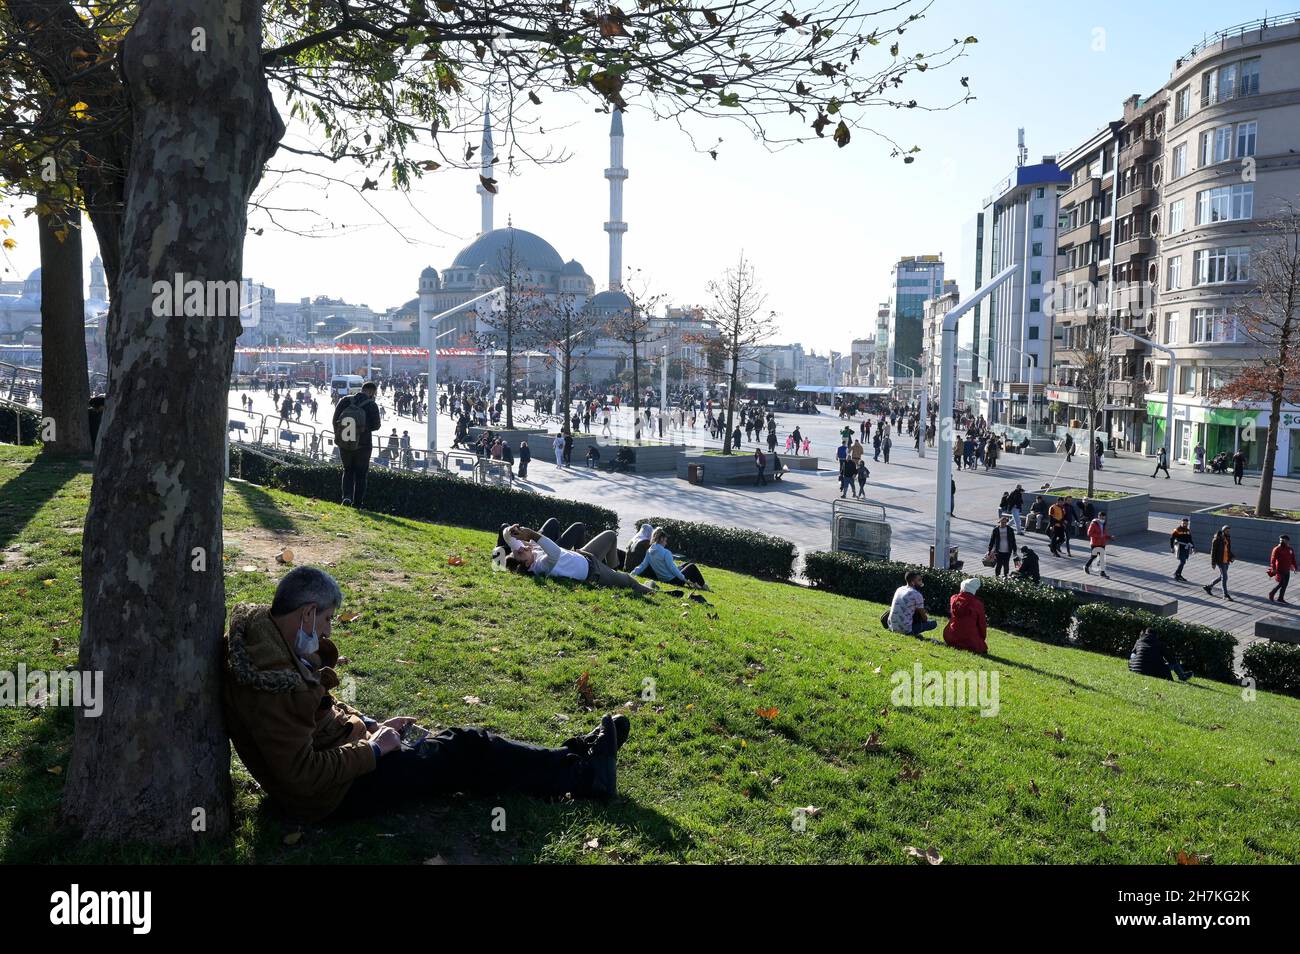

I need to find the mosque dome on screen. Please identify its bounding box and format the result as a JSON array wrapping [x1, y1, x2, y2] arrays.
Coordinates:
[[588, 289, 633, 314], [451, 227, 565, 273]]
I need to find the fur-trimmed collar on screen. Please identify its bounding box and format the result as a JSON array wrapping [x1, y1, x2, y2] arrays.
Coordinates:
[[225, 602, 341, 693]]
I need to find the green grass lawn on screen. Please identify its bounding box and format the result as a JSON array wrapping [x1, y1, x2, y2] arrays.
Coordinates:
[[1050, 488, 1134, 501], [2, 444, 1298, 864]]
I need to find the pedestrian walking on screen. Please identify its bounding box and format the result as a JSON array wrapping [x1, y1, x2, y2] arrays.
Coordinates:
[[754, 448, 768, 486], [873, 431, 882, 461], [882, 434, 892, 464], [987, 515, 1017, 578], [1152, 445, 1171, 479], [856, 459, 870, 498], [1204, 526, 1235, 600], [1232, 449, 1246, 485], [1169, 517, 1194, 581], [1007, 483, 1025, 531], [1269, 534, 1297, 604], [518, 439, 531, 479], [1083, 511, 1114, 579], [553, 432, 565, 467]]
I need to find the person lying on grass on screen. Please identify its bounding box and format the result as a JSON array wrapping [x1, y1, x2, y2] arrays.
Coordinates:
[[222, 566, 630, 824], [502, 524, 657, 595], [631, 527, 710, 590]]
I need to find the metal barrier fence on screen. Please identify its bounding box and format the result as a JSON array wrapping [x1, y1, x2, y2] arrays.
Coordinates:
[[227, 405, 451, 474]]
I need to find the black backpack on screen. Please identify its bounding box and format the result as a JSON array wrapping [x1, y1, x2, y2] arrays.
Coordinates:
[[336, 398, 369, 451]]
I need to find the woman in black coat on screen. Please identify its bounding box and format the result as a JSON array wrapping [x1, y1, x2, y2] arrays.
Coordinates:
[[517, 440, 531, 479]]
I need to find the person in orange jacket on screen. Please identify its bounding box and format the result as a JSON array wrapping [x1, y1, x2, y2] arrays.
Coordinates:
[[1268, 533, 1297, 604], [1083, 511, 1115, 579], [943, 578, 988, 654]]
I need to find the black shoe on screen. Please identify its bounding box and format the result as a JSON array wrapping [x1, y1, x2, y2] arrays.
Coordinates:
[[587, 714, 620, 800], [566, 713, 630, 755], [1203, 585, 1214, 596], [1174, 574, 1185, 582], [342, 498, 352, 506], [1225, 594, 1234, 602], [1099, 572, 1110, 579]]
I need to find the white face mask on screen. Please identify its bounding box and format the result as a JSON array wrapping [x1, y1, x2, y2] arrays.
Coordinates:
[[294, 607, 320, 657]]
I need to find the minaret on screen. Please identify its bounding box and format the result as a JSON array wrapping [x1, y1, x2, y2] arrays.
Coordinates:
[[604, 110, 628, 290], [89, 254, 107, 301], [476, 102, 495, 235]]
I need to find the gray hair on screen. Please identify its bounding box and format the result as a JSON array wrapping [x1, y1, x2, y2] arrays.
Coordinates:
[[270, 566, 343, 616]]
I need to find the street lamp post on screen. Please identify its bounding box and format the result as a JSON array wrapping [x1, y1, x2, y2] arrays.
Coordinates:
[[936, 265, 1019, 570], [1001, 341, 1039, 432]]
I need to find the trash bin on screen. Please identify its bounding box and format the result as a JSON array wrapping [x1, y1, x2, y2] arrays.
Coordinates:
[[929, 545, 960, 570], [688, 463, 704, 484]]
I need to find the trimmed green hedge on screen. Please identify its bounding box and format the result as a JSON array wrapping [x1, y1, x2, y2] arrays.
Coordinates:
[[0, 404, 41, 445], [637, 516, 796, 581], [1071, 603, 1237, 683], [1242, 641, 1300, 698], [802, 550, 1076, 643], [228, 446, 618, 535]]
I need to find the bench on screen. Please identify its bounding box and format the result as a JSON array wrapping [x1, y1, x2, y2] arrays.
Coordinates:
[[1255, 615, 1300, 645], [1038, 576, 1178, 616]]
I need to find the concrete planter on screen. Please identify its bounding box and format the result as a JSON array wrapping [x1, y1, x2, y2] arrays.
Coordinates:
[[1190, 506, 1300, 563], [677, 450, 820, 485], [603, 442, 688, 473], [1034, 487, 1150, 538]]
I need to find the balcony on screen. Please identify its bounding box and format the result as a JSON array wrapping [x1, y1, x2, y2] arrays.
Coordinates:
[[1112, 282, 1155, 316], [1110, 333, 1149, 354], [1120, 137, 1158, 163], [1056, 260, 1098, 284], [1115, 234, 1154, 259], [1116, 186, 1155, 217], [1057, 219, 1099, 249], [1060, 176, 1101, 207]]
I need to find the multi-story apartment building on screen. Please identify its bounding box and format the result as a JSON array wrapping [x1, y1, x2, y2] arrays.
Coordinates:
[[887, 255, 945, 377], [978, 156, 1069, 426], [1109, 91, 1167, 451], [1049, 124, 1120, 430], [921, 280, 960, 395], [850, 337, 876, 384], [873, 302, 891, 385], [1153, 15, 1300, 474]]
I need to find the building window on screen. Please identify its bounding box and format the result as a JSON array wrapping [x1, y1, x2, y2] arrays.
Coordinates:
[[1168, 199, 1185, 234], [1164, 311, 1179, 345], [1200, 125, 1233, 165], [1032, 241, 1042, 256], [1202, 57, 1261, 106], [1036, 187, 1045, 199], [1031, 270, 1041, 285], [1029, 325, 1040, 340], [1174, 85, 1190, 122], [1193, 246, 1250, 285], [1171, 142, 1187, 178], [1033, 214, 1044, 229], [1196, 184, 1253, 224], [1178, 365, 1196, 394], [1166, 256, 1182, 290], [1191, 307, 1238, 343], [1236, 120, 1257, 158], [1030, 298, 1040, 313]]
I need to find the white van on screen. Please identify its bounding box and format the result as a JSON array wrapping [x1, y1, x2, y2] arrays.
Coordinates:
[[331, 374, 365, 400]]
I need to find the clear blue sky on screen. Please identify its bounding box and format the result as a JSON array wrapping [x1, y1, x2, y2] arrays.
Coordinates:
[[0, 1, 1284, 353]]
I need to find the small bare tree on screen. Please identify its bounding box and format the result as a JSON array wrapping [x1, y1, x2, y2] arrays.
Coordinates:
[[475, 229, 532, 428], [1077, 287, 1113, 499], [706, 253, 776, 455], [526, 292, 601, 436], [603, 270, 665, 420], [1210, 203, 1300, 518]]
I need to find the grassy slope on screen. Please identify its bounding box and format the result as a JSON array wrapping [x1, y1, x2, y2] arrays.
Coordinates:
[[1, 445, 1297, 864]]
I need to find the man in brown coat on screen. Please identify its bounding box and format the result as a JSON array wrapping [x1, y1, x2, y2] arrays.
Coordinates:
[[223, 566, 627, 822]]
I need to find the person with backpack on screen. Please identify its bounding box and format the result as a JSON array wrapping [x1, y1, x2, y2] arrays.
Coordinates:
[[332, 381, 382, 507]]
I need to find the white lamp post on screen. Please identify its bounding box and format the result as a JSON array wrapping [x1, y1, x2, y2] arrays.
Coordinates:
[[935, 265, 1019, 569]]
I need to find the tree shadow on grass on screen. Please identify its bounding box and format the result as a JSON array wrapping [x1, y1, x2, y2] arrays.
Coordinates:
[[0, 455, 81, 552], [228, 479, 301, 533]]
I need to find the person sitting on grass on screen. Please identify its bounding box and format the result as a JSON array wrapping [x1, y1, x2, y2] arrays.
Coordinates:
[[502, 524, 657, 595], [942, 577, 988, 654], [632, 527, 710, 590], [221, 566, 629, 824], [1128, 627, 1193, 682], [883, 570, 937, 636]]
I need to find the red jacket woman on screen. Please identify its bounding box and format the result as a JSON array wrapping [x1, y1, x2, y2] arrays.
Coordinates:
[[943, 578, 988, 654]]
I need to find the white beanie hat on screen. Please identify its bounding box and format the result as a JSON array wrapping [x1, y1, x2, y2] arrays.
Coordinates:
[[960, 578, 981, 595]]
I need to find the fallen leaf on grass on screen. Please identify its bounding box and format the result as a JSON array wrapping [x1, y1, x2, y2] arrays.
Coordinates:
[[583, 837, 600, 850], [47, 766, 62, 775], [447, 554, 464, 566], [282, 831, 302, 845], [463, 695, 481, 705], [897, 765, 923, 782], [796, 805, 822, 818], [1029, 779, 1041, 797], [904, 845, 944, 865], [755, 706, 779, 720], [1101, 758, 1122, 774], [863, 731, 884, 752], [576, 671, 595, 708], [1176, 849, 1204, 865], [1044, 727, 1066, 742], [337, 611, 362, 624], [872, 666, 883, 675]]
